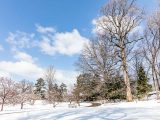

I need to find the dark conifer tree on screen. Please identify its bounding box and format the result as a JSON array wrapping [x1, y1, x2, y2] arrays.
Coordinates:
[[137, 65, 152, 99], [34, 78, 46, 99]]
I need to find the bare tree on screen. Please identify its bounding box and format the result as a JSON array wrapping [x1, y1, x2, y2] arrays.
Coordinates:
[[77, 36, 116, 83], [0, 77, 16, 111], [142, 11, 160, 94], [131, 50, 145, 79], [67, 92, 74, 104], [45, 66, 56, 92], [46, 87, 60, 107], [72, 84, 81, 106], [14, 79, 33, 109], [94, 0, 143, 101], [45, 66, 59, 107]]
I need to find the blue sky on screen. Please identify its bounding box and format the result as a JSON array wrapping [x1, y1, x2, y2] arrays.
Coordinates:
[[0, 0, 158, 86]]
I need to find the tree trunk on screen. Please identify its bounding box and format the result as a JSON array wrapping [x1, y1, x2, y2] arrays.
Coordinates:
[[152, 67, 157, 91], [76, 97, 80, 106], [77, 100, 80, 106], [1, 99, 4, 111], [121, 49, 133, 102], [53, 101, 56, 108], [21, 102, 24, 109], [152, 65, 160, 99], [153, 66, 160, 91], [53, 104, 55, 108]]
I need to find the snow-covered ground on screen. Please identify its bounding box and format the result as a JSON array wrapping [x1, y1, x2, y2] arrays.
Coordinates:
[[0, 100, 160, 120]]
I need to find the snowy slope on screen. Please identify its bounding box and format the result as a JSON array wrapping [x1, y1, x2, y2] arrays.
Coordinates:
[[0, 100, 160, 120]]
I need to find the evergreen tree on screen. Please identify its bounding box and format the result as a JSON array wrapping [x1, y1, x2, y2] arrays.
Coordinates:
[[137, 65, 152, 99], [53, 83, 59, 91], [34, 78, 46, 99], [60, 83, 67, 92], [100, 74, 126, 101], [75, 73, 126, 101], [59, 83, 67, 101], [75, 73, 100, 101]]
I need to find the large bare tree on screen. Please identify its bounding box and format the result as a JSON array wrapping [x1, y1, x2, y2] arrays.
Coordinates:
[[94, 0, 143, 101]]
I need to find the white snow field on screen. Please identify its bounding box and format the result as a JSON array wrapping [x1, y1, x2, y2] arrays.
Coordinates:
[[0, 100, 160, 120]]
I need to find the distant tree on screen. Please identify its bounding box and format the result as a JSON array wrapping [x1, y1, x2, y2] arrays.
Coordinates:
[[72, 84, 81, 106], [67, 93, 74, 104], [0, 77, 16, 111], [45, 66, 58, 107], [137, 65, 152, 99], [34, 78, 46, 99], [15, 79, 33, 109], [48, 83, 60, 107], [59, 83, 67, 102]]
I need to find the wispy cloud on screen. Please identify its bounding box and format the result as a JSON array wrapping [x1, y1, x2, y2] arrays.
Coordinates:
[[13, 50, 37, 63], [36, 24, 56, 34], [6, 31, 37, 49]]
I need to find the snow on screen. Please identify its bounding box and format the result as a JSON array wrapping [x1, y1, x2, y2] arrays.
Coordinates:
[[0, 100, 160, 120]]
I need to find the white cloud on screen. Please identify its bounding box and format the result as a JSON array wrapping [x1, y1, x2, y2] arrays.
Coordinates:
[[0, 60, 77, 86], [92, 16, 109, 35], [3, 25, 82, 85], [6, 31, 36, 49], [6, 27, 88, 56], [0, 61, 44, 80], [39, 36, 56, 55], [36, 24, 56, 33], [0, 48, 77, 85], [13, 50, 37, 63], [55, 70, 77, 86], [40, 29, 89, 56]]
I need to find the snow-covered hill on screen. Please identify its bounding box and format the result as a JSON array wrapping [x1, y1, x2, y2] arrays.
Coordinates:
[[0, 100, 160, 120]]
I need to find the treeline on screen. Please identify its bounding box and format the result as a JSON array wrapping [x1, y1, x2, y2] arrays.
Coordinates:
[[0, 66, 68, 111]]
